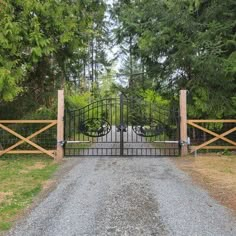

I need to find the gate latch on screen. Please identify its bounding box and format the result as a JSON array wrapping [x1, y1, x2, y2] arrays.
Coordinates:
[[116, 124, 127, 132], [180, 137, 191, 146]]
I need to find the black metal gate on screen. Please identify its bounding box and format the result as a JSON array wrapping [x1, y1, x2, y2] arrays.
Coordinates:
[[64, 94, 180, 157]]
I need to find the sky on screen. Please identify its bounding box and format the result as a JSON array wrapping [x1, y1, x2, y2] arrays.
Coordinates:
[[104, 0, 123, 73], [102, 0, 130, 86]]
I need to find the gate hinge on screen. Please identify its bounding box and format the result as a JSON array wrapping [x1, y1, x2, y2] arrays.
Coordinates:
[[57, 140, 66, 147]]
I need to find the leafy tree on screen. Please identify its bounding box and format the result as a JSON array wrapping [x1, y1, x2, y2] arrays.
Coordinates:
[[113, 0, 236, 118], [0, 0, 108, 118]]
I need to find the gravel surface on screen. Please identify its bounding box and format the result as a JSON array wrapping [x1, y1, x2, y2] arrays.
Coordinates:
[[7, 157, 236, 236]]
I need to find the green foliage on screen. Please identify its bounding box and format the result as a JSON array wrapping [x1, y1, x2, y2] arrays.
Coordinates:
[[113, 0, 236, 118], [95, 69, 118, 98], [222, 149, 232, 156], [0, 222, 11, 231], [1, 0, 235, 119], [0, 67, 23, 101], [0, 0, 107, 118], [23, 106, 57, 120], [66, 91, 92, 110], [141, 89, 169, 106]]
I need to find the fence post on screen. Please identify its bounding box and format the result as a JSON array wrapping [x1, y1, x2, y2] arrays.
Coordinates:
[[180, 90, 188, 156], [56, 90, 64, 161]]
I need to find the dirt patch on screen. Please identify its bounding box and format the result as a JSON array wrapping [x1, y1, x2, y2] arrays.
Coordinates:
[[19, 162, 47, 174], [27, 162, 46, 170], [0, 192, 13, 204], [42, 180, 55, 191], [172, 155, 236, 213]]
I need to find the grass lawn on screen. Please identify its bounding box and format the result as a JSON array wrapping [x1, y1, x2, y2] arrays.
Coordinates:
[[0, 155, 59, 232], [172, 154, 236, 212]]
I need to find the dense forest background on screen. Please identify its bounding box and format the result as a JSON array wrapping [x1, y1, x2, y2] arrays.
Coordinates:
[[0, 0, 235, 119]]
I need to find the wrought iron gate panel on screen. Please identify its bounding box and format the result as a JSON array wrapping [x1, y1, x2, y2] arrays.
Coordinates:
[[64, 95, 180, 157]]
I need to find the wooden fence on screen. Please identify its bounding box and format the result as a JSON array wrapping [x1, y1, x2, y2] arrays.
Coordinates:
[[0, 90, 64, 161], [0, 120, 57, 158], [179, 90, 236, 155], [187, 120, 236, 153]]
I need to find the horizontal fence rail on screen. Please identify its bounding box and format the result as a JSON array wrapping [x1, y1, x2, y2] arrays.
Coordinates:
[[0, 120, 57, 158], [187, 120, 236, 153]]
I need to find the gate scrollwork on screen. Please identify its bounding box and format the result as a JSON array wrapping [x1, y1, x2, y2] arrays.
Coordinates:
[[79, 118, 111, 137], [132, 119, 165, 137]]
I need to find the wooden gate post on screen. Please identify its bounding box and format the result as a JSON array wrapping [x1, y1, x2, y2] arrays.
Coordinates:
[[180, 90, 188, 156], [56, 90, 64, 161]]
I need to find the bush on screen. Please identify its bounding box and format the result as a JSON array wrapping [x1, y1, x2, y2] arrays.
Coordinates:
[[65, 91, 92, 110]]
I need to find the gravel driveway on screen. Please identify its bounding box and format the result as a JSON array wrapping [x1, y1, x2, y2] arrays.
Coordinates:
[[7, 156, 236, 236]]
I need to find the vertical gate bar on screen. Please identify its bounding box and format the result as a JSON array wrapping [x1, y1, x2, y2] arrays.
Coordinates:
[[106, 99, 108, 143], [120, 94, 124, 156], [175, 108, 180, 156], [96, 101, 98, 120], [96, 101, 99, 144], [96, 102, 99, 144], [101, 100, 104, 143], [110, 99, 112, 143], [64, 108, 67, 143], [77, 111, 79, 142], [66, 110, 69, 140], [131, 100, 133, 145], [73, 111, 75, 141], [87, 106, 90, 143], [115, 99, 117, 143], [126, 99, 128, 149], [92, 102, 94, 121]]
